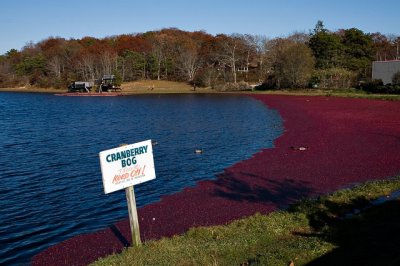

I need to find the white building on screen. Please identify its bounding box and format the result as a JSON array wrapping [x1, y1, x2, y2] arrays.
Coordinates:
[[372, 60, 400, 84]]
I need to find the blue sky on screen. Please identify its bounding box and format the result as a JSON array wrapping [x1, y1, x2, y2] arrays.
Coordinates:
[[1, 0, 399, 55]]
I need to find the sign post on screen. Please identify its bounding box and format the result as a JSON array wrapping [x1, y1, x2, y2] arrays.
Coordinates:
[[125, 185, 141, 245], [99, 140, 156, 246]]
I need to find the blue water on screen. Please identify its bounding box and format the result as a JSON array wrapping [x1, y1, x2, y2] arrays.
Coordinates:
[[0, 92, 283, 265]]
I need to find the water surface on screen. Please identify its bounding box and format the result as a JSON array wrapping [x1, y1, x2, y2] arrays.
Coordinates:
[[0, 93, 283, 265]]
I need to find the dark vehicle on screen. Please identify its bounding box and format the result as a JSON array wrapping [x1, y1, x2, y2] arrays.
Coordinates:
[[68, 81, 92, 93], [99, 75, 121, 92]]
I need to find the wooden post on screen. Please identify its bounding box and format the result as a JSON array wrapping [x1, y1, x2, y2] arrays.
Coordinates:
[[119, 143, 141, 246], [125, 185, 141, 246]]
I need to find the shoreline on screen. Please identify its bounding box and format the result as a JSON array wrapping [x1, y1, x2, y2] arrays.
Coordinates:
[[2, 86, 400, 101], [32, 94, 400, 265], [0, 87, 220, 95]]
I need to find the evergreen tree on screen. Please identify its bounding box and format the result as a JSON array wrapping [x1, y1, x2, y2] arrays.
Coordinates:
[[308, 21, 343, 69], [341, 28, 375, 77]]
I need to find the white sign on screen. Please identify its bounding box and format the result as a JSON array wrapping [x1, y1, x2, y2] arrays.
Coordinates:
[[99, 140, 156, 194]]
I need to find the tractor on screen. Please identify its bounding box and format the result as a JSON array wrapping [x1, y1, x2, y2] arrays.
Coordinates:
[[98, 75, 121, 93]]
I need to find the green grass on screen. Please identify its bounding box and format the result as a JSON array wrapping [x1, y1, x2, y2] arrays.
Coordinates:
[[249, 88, 400, 100], [91, 177, 400, 266]]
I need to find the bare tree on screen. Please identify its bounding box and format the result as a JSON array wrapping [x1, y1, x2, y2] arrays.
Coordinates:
[[79, 55, 96, 81], [216, 34, 246, 83], [242, 35, 270, 81], [392, 36, 400, 60], [383, 34, 399, 60], [151, 34, 170, 80], [100, 51, 115, 75], [175, 40, 203, 82], [198, 63, 220, 88], [263, 38, 287, 86], [287, 31, 310, 44], [237, 34, 261, 81], [47, 55, 62, 79]]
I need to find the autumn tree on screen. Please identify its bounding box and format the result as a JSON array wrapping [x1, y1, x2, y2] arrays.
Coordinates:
[[114, 35, 151, 80], [371, 33, 393, 61], [193, 32, 220, 87], [0, 27, 393, 90], [38, 37, 68, 82]]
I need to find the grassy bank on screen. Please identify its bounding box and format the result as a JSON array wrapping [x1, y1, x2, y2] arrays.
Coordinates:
[[91, 176, 400, 266], [248, 88, 400, 101]]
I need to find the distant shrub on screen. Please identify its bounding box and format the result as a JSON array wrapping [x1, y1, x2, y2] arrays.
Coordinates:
[[311, 68, 357, 89], [194, 67, 220, 88], [254, 83, 274, 91], [254, 75, 278, 91], [386, 85, 400, 94], [220, 81, 252, 91], [358, 79, 400, 94], [357, 79, 383, 92]]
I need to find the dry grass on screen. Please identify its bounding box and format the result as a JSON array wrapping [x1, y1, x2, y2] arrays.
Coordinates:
[[0, 86, 63, 93], [121, 80, 215, 94]]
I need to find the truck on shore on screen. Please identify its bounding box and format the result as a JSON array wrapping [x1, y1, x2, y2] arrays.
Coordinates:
[[68, 81, 93, 93]]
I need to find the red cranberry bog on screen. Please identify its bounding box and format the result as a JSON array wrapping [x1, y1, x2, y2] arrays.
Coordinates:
[[33, 95, 400, 265]]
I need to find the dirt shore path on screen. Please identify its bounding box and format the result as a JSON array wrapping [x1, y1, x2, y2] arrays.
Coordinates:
[[32, 95, 400, 265]]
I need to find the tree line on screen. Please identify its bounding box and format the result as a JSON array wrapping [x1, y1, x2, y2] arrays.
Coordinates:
[[0, 21, 399, 90]]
